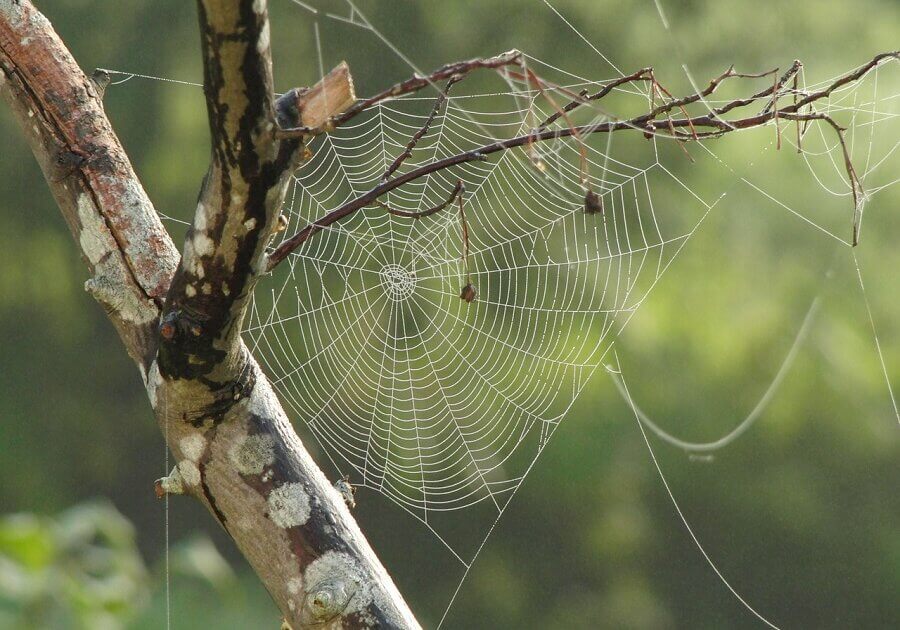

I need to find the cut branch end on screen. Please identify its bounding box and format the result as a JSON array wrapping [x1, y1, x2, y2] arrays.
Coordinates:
[[294, 61, 357, 131]]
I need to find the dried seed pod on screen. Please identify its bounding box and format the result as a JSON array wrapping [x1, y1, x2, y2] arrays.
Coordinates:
[[584, 189, 604, 215], [460, 283, 477, 303]]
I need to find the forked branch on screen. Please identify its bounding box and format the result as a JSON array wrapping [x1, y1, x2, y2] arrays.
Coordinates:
[[1, 1, 418, 629]]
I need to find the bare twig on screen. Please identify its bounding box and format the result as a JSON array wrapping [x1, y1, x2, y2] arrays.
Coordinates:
[[457, 185, 476, 302], [382, 76, 460, 181], [511, 66, 592, 186], [267, 51, 898, 269], [537, 68, 653, 129], [371, 180, 463, 219]]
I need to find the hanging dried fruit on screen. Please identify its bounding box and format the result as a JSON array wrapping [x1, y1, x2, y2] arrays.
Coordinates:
[[584, 189, 603, 215]]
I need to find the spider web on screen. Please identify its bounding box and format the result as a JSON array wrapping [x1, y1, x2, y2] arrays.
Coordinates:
[[102, 0, 900, 625], [246, 74, 717, 555]]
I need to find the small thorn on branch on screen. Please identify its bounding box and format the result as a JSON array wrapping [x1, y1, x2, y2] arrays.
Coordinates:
[[154, 466, 185, 498], [90, 68, 111, 99], [334, 475, 357, 509]]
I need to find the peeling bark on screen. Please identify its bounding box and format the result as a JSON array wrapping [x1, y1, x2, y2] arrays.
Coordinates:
[[0, 1, 419, 627], [0, 0, 178, 367]]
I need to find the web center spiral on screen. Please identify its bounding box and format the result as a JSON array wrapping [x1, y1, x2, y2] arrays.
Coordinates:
[[380, 264, 416, 302]]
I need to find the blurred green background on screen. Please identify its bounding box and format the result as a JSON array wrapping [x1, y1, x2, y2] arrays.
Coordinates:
[[1, 0, 898, 628]]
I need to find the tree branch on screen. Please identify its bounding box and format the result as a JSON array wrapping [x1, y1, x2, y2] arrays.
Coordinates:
[[276, 49, 523, 138], [0, 0, 179, 367], [1, 1, 419, 628], [268, 50, 898, 268]]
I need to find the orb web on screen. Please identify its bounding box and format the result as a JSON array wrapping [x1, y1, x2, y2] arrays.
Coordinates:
[[247, 82, 715, 553]]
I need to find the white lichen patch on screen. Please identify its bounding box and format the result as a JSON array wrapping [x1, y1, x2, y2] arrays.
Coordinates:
[[182, 237, 194, 262], [243, 218, 257, 231], [185, 284, 197, 297], [179, 434, 207, 462], [178, 460, 201, 487], [229, 433, 276, 475], [77, 195, 157, 325], [252, 0, 267, 14], [202, 282, 212, 295], [193, 232, 214, 257], [301, 551, 368, 621], [222, 283, 231, 296], [287, 577, 303, 595], [0, 0, 25, 28], [267, 482, 311, 528], [257, 20, 270, 54], [77, 194, 111, 266], [194, 202, 208, 231], [145, 360, 161, 408], [252, 255, 269, 277]]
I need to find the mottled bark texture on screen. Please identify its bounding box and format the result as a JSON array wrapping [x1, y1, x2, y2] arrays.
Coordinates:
[[0, 1, 419, 627]]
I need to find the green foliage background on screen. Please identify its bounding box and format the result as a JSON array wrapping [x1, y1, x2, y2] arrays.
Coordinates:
[[1, 0, 898, 628]]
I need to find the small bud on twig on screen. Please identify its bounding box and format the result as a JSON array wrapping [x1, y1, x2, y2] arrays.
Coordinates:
[[584, 189, 604, 215]]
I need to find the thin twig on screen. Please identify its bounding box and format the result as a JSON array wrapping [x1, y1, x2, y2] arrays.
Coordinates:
[[381, 76, 460, 181], [511, 66, 591, 186], [267, 51, 898, 268], [773, 71, 782, 150], [794, 73, 802, 154], [537, 68, 653, 129], [370, 180, 463, 219], [458, 184, 471, 286]]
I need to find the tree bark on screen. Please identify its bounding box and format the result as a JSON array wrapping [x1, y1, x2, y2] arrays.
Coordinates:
[[0, 1, 419, 627]]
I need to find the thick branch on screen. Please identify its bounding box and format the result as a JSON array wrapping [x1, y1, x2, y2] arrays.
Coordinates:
[[0, 0, 179, 367], [153, 1, 418, 627], [2, 2, 418, 628]]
